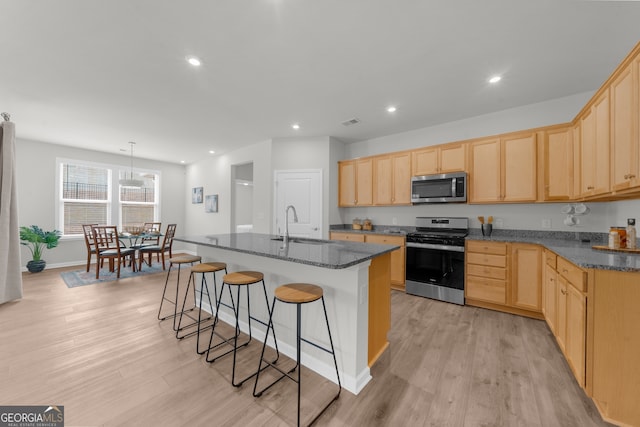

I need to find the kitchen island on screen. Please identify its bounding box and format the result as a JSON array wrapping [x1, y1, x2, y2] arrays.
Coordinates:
[[174, 233, 399, 395]]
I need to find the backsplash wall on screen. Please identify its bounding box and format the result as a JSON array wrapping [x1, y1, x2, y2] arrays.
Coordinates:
[[339, 201, 625, 233]]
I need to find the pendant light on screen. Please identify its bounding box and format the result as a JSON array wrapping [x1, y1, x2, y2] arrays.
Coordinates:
[[119, 141, 144, 188]]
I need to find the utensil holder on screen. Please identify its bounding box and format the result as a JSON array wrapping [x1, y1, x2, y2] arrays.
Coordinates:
[[481, 224, 493, 237]]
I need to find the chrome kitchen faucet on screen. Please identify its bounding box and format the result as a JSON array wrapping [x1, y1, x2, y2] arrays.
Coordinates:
[[283, 205, 299, 246]]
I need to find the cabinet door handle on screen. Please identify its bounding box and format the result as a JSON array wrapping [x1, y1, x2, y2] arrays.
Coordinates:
[[562, 268, 569, 273], [587, 186, 594, 190], [625, 174, 630, 179], [629, 174, 636, 179], [561, 289, 567, 295]]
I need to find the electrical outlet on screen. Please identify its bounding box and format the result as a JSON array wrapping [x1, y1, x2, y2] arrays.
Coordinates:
[[542, 218, 552, 229], [392, 217, 398, 225], [494, 218, 504, 227]]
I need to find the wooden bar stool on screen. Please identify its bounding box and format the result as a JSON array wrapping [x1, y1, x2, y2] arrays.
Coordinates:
[[205, 271, 279, 387], [157, 255, 201, 331], [176, 262, 228, 354], [253, 283, 341, 427]]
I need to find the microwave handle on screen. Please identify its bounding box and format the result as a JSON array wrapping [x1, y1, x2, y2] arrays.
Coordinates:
[[451, 178, 456, 196]]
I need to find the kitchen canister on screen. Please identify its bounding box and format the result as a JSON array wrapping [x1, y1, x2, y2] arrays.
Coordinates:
[[627, 218, 636, 249], [609, 228, 621, 249]]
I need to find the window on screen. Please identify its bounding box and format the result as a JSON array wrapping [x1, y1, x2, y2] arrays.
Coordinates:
[[119, 171, 157, 227], [57, 159, 160, 236]]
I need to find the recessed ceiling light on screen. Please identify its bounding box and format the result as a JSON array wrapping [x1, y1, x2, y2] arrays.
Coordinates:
[[386, 106, 397, 113], [291, 123, 300, 130], [209, 150, 215, 154], [186, 56, 202, 67], [180, 160, 185, 164], [489, 75, 502, 84]]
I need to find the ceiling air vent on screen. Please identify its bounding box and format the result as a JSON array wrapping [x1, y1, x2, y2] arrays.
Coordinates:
[[341, 117, 361, 127]]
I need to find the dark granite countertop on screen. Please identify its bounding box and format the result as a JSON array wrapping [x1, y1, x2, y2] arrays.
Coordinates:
[[467, 230, 640, 272], [330, 224, 640, 272], [175, 233, 399, 270]]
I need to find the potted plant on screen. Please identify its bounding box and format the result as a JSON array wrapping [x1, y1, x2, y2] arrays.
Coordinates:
[[19, 225, 61, 273]]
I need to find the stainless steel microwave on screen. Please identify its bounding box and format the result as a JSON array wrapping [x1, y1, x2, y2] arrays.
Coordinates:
[[411, 172, 467, 203]]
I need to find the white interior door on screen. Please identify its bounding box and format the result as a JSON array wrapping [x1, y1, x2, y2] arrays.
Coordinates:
[[274, 169, 322, 238]]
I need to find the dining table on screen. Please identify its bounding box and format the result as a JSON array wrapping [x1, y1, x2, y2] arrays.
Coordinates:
[[119, 232, 163, 269]]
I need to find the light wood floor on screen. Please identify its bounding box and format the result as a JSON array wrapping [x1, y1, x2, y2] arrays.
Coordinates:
[[0, 264, 612, 427]]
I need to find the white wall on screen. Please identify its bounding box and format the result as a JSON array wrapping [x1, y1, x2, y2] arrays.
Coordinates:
[[15, 138, 186, 267], [271, 136, 339, 237], [184, 136, 345, 239], [183, 139, 273, 237], [234, 182, 254, 226], [346, 92, 594, 159], [338, 91, 639, 232]]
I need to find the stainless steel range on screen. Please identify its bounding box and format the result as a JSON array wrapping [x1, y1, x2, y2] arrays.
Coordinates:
[[405, 217, 468, 305]]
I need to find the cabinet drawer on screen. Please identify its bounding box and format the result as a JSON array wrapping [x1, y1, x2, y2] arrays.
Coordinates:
[[467, 252, 507, 268], [365, 234, 405, 247], [466, 263, 507, 280], [557, 257, 586, 292], [467, 240, 508, 255], [466, 276, 506, 304], [545, 250, 557, 269], [330, 232, 365, 243]]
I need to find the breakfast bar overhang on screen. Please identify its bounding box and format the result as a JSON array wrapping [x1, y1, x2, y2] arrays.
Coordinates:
[[174, 233, 398, 395]]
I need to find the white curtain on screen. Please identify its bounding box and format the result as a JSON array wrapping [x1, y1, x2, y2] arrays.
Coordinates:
[[0, 119, 23, 304]]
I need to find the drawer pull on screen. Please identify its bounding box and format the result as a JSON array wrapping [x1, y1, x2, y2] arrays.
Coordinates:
[[561, 289, 567, 295]]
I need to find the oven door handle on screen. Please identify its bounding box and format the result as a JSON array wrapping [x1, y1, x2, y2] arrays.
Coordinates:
[[406, 241, 465, 252]]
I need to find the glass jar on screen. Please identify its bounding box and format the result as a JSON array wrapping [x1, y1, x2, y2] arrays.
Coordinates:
[[609, 228, 621, 249]]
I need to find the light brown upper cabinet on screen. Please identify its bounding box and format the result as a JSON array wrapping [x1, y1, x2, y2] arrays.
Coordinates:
[[411, 143, 466, 176], [610, 57, 640, 193], [572, 122, 582, 198], [338, 158, 373, 207], [540, 125, 573, 201], [469, 132, 537, 203], [469, 138, 502, 202], [579, 90, 610, 198], [373, 152, 411, 205]]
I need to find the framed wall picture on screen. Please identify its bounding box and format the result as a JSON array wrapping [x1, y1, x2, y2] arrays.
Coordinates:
[[205, 194, 218, 213], [192, 187, 203, 204]]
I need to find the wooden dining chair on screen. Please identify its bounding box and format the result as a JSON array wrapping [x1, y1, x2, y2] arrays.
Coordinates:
[[92, 225, 137, 279], [141, 221, 162, 260], [138, 224, 176, 270], [82, 224, 99, 272]]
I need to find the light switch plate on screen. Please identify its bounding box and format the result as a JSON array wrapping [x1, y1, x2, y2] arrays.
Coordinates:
[[542, 218, 552, 229]]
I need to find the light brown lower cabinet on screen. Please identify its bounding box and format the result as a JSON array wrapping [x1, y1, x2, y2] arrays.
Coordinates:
[[510, 243, 542, 312], [330, 231, 406, 291], [465, 240, 542, 319], [465, 240, 508, 305], [591, 269, 640, 427], [542, 251, 558, 334], [542, 250, 587, 387]]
